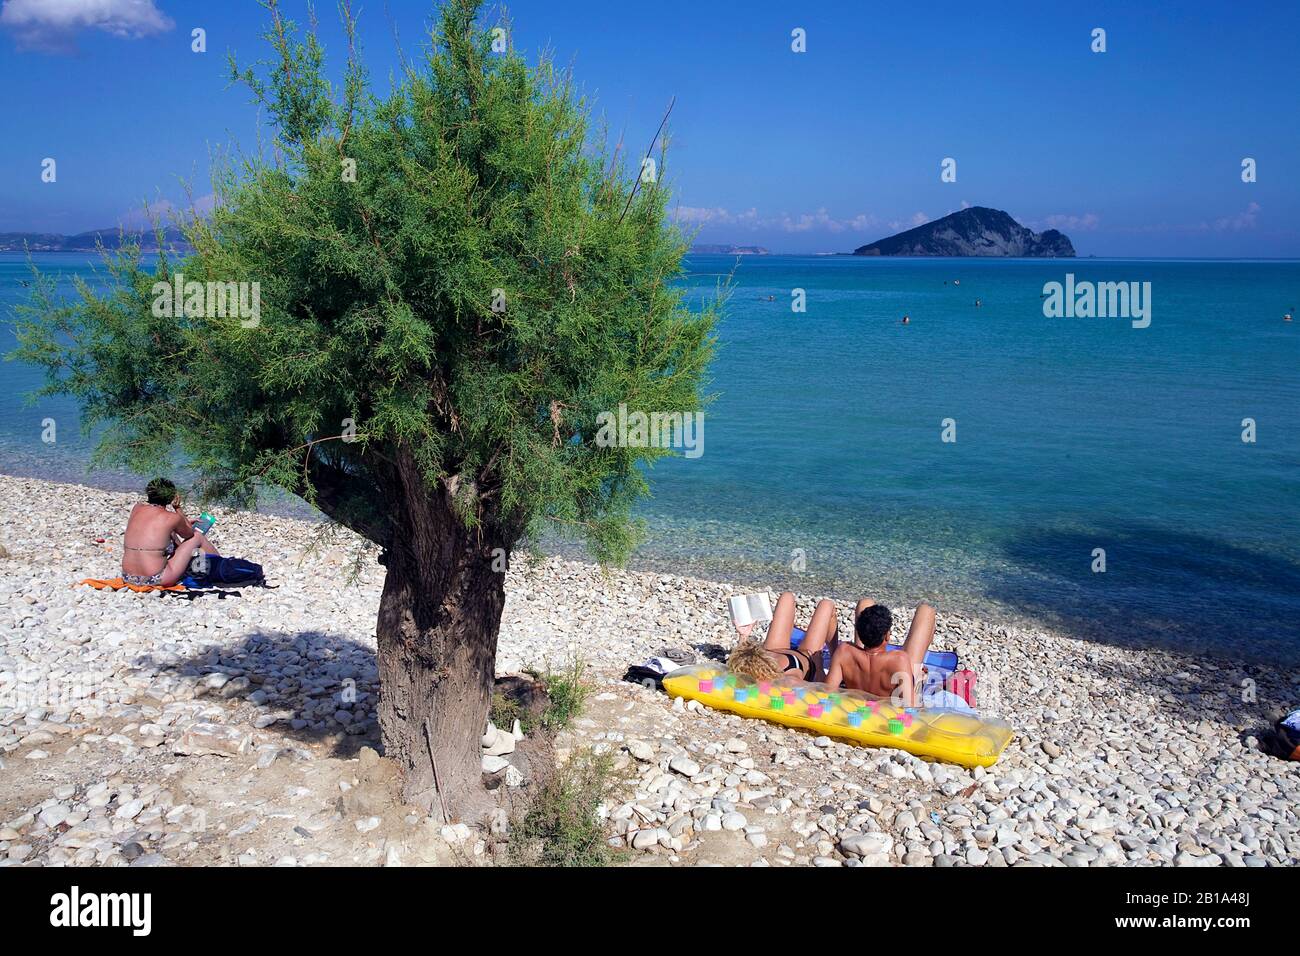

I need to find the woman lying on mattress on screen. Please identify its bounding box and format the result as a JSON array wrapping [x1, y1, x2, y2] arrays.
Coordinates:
[[121, 478, 220, 587], [727, 591, 840, 683]]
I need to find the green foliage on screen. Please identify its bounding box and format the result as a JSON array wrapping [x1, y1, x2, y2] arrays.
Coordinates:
[[508, 749, 624, 867], [489, 691, 527, 736], [10, 0, 718, 564], [539, 653, 590, 733], [492, 654, 587, 736]]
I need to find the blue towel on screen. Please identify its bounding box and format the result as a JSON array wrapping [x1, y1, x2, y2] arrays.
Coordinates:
[[789, 626, 958, 677]]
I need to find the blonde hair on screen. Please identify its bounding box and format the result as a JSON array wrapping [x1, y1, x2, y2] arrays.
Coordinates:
[[727, 641, 783, 681]]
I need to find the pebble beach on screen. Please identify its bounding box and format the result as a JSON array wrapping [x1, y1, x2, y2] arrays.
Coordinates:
[[0, 473, 1297, 867]]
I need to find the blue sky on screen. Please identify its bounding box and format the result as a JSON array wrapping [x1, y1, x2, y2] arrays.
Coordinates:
[[2, 0, 1297, 255]]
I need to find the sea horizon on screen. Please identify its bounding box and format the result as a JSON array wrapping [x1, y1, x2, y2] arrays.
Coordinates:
[[10, 248, 1300, 262]]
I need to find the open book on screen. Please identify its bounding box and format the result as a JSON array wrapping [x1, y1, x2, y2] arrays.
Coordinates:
[[727, 593, 773, 628]]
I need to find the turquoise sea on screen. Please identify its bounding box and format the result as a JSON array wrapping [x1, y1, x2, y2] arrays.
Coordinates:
[[3, 252, 1299, 662]]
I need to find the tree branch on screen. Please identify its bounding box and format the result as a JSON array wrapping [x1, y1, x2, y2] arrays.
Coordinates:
[[618, 96, 674, 224]]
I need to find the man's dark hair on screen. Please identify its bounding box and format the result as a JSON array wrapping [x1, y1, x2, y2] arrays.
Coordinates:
[[855, 604, 893, 648], [145, 478, 177, 506]]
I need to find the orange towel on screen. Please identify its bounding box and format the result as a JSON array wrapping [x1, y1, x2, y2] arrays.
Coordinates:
[[77, 577, 187, 593]]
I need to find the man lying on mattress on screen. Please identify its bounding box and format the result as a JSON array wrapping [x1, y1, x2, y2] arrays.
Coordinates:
[[727, 595, 939, 708], [823, 600, 934, 707]]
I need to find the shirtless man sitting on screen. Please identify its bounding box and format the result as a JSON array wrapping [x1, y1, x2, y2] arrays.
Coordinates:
[[824, 598, 935, 707], [121, 478, 219, 587]]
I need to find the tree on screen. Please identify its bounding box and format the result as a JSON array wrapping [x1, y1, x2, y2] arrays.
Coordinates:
[[12, 0, 716, 821]]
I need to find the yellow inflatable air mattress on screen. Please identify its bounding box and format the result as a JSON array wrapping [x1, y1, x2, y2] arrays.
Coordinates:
[[662, 664, 1013, 768]]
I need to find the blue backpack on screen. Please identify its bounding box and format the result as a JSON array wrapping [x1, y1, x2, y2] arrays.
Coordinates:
[[185, 555, 265, 587]]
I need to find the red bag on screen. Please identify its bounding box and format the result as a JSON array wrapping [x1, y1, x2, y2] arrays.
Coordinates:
[[946, 668, 978, 707]]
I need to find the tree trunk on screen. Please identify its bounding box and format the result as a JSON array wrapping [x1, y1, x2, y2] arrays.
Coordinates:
[[375, 455, 507, 823]]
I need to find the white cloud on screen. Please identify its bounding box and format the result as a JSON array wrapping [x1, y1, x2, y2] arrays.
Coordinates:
[[1215, 201, 1259, 232], [1044, 212, 1100, 232], [673, 205, 878, 234], [673, 206, 759, 227], [777, 209, 883, 233], [117, 194, 216, 228], [885, 212, 929, 231], [845, 213, 878, 231], [1117, 202, 1262, 236], [1, 0, 174, 53], [780, 208, 841, 233]]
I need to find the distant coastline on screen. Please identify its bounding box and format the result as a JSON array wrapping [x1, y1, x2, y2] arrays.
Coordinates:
[[688, 243, 769, 256], [0, 227, 191, 254]]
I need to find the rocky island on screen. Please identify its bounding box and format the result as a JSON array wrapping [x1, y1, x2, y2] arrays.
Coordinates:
[[853, 207, 1075, 257]]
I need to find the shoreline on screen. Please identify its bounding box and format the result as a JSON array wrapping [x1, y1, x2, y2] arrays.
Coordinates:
[[0, 463, 1279, 669], [1, 473, 1297, 867], [0, 460, 1047, 632]]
